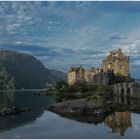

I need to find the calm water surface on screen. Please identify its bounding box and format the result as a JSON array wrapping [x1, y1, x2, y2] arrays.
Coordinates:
[[0, 91, 140, 139]]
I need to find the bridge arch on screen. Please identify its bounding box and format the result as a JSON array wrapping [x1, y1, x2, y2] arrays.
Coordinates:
[[120, 88, 125, 103], [126, 88, 131, 105], [112, 82, 140, 100], [127, 88, 130, 96]]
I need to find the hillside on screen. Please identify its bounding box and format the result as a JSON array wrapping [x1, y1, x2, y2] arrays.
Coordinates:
[[49, 69, 67, 81], [0, 49, 66, 89]]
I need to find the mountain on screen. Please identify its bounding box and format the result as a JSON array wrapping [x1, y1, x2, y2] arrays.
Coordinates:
[[49, 69, 67, 81], [0, 49, 66, 89]]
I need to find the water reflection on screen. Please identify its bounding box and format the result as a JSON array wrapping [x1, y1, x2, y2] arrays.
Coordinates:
[[1, 90, 140, 138], [0, 91, 55, 132], [0, 91, 15, 108], [59, 114, 107, 125], [105, 111, 132, 136], [58, 110, 133, 137]]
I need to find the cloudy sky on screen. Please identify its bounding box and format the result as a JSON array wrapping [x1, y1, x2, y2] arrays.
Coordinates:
[[0, 1, 140, 78]]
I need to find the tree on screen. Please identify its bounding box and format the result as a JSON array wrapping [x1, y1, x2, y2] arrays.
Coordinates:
[[55, 80, 68, 90], [0, 66, 15, 90]]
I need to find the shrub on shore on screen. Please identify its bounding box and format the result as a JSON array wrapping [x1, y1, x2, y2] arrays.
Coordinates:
[[48, 81, 110, 96]]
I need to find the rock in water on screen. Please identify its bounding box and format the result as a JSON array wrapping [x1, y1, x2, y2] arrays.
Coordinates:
[[46, 98, 107, 116], [0, 106, 30, 116]]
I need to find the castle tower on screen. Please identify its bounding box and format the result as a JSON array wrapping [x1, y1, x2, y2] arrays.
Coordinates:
[[85, 67, 97, 83], [79, 65, 85, 81], [102, 49, 130, 76], [67, 65, 85, 85]]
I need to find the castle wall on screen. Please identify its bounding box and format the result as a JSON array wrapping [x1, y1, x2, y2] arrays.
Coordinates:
[[85, 70, 96, 83], [67, 66, 85, 85], [92, 72, 109, 85], [68, 72, 76, 85], [79, 67, 85, 82]]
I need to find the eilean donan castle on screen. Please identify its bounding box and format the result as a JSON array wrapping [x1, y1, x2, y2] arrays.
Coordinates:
[[68, 49, 130, 85]]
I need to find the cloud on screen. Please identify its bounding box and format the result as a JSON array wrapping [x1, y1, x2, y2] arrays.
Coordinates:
[[0, 1, 140, 77], [15, 41, 22, 44], [133, 60, 140, 66], [109, 33, 126, 40], [113, 40, 140, 57], [73, 47, 106, 56]]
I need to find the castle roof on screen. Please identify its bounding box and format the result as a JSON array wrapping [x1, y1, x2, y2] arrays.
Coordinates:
[[69, 66, 84, 72], [103, 48, 129, 62]]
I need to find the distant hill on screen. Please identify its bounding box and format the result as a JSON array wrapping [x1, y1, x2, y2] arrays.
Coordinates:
[[50, 69, 67, 81], [0, 49, 66, 89]]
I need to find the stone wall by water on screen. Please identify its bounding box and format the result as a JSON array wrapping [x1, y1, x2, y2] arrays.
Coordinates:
[[92, 71, 114, 85]]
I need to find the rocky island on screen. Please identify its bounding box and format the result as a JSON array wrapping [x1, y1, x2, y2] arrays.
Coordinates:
[[43, 49, 140, 123]]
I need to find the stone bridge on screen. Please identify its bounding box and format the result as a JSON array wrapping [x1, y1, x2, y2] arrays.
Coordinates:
[[111, 82, 140, 99]]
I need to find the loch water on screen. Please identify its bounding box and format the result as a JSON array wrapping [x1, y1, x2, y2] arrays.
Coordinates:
[[0, 91, 140, 139]]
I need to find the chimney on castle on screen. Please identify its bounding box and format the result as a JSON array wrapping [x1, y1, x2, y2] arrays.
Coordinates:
[[110, 51, 113, 56], [70, 65, 73, 71], [118, 48, 122, 52], [118, 48, 122, 57], [80, 64, 82, 68]]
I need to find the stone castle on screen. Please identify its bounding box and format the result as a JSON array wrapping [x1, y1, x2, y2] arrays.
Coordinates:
[[68, 49, 130, 85], [102, 48, 129, 76]]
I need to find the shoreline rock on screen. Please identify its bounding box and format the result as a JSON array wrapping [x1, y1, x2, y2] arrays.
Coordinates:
[[46, 97, 112, 116], [0, 106, 31, 116], [45, 96, 139, 125]]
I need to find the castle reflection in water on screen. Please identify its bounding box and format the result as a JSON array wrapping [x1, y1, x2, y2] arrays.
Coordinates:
[[105, 111, 132, 136]]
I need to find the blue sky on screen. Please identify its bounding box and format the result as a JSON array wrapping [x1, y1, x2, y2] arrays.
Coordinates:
[[0, 1, 140, 78]]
